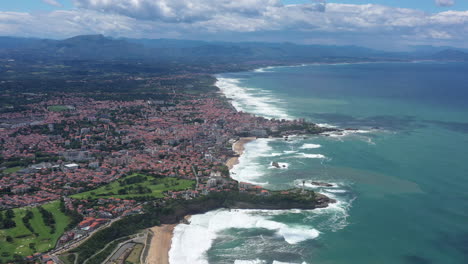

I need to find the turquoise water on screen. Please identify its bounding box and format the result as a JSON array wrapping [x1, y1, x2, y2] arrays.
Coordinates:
[[170, 62, 468, 264]]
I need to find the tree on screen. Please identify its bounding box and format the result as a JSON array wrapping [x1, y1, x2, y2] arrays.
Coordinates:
[[28, 243, 36, 251], [6, 236, 13, 243], [2, 219, 16, 229], [5, 209, 14, 219]]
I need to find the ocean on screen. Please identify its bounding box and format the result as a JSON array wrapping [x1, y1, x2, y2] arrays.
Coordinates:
[[169, 62, 468, 264]]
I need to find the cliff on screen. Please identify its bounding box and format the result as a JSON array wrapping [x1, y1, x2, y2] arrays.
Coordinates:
[[158, 191, 335, 225]]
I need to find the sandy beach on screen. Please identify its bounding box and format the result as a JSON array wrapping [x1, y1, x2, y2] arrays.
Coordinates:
[[226, 137, 256, 170], [145, 224, 176, 264]]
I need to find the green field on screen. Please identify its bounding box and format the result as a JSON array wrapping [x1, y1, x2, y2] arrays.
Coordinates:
[[47, 105, 69, 112], [125, 243, 144, 264], [71, 174, 195, 200], [2, 166, 22, 174], [0, 201, 71, 262]]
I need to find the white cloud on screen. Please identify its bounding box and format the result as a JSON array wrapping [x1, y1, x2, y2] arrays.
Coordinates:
[[435, 0, 455, 7], [73, 0, 284, 22], [42, 0, 63, 7], [0, 2, 468, 49]]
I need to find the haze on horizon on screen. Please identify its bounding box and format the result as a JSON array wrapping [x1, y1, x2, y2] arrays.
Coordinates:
[[0, 0, 467, 51]]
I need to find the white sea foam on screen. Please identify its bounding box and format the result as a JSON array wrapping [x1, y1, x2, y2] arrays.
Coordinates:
[[324, 189, 347, 193], [231, 138, 273, 184], [235, 260, 267, 264], [291, 178, 354, 232], [299, 143, 321, 149], [317, 123, 338, 128], [216, 77, 291, 120], [269, 162, 289, 169], [294, 179, 339, 189], [295, 153, 326, 159], [283, 150, 298, 154], [236, 260, 306, 264], [169, 209, 320, 264], [272, 261, 308, 264], [253, 66, 275, 73], [322, 129, 373, 139]]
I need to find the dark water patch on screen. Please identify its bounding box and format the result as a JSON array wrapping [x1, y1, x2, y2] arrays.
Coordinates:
[[209, 231, 307, 263], [434, 231, 468, 259], [306, 113, 425, 131], [325, 167, 423, 196], [403, 255, 432, 264], [426, 120, 468, 134]]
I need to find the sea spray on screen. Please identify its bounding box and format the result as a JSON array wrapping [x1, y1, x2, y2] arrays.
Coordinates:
[[169, 209, 321, 264], [216, 77, 291, 120]]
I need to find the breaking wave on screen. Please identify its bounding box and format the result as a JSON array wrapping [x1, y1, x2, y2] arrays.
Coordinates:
[[169, 209, 320, 264], [216, 77, 291, 120]]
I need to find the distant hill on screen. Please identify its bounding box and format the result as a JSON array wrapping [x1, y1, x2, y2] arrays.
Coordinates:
[[431, 49, 468, 61], [0, 35, 395, 63], [0, 35, 466, 63]]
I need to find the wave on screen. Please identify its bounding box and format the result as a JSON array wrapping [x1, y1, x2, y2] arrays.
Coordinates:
[[269, 162, 290, 169], [169, 209, 320, 264], [235, 260, 266, 264], [316, 123, 338, 128], [321, 129, 375, 142], [294, 179, 339, 189], [235, 261, 307, 264], [236, 259, 307, 264], [253, 66, 275, 73], [216, 77, 291, 120], [295, 153, 327, 159], [324, 189, 347, 193], [292, 179, 353, 231], [231, 138, 273, 185], [273, 261, 308, 264], [299, 143, 321, 149], [251, 61, 395, 76]]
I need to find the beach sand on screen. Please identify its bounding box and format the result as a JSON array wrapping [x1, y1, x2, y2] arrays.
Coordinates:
[[226, 137, 256, 170], [146, 216, 191, 264], [145, 224, 176, 264]]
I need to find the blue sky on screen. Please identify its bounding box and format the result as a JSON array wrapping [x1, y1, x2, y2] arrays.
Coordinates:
[[0, 0, 467, 50], [1, 0, 72, 12]]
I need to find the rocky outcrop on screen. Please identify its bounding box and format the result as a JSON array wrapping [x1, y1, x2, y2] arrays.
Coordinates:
[[310, 181, 334, 187], [271, 161, 280, 168]]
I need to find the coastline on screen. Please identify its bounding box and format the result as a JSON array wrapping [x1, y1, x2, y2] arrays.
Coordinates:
[[226, 137, 256, 170], [146, 138, 256, 264], [145, 72, 333, 264], [145, 224, 176, 264], [146, 216, 192, 264]]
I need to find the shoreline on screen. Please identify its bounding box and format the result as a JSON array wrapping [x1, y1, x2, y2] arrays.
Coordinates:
[[146, 216, 191, 264], [145, 138, 256, 264], [145, 224, 176, 264], [226, 137, 256, 170]]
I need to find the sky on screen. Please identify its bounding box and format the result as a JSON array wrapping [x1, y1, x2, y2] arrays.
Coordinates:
[[0, 0, 467, 50]]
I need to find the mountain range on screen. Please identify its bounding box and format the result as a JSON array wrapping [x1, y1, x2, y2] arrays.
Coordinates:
[[0, 35, 467, 63]]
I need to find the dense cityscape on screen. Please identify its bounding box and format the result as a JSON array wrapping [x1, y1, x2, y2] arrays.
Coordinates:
[[0, 70, 332, 263]]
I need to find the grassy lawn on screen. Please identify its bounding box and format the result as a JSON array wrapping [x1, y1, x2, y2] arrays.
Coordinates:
[[71, 174, 195, 200], [47, 105, 69, 112], [0, 201, 71, 262], [2, 166, 23, 174], [125, 243, 144, 264]]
